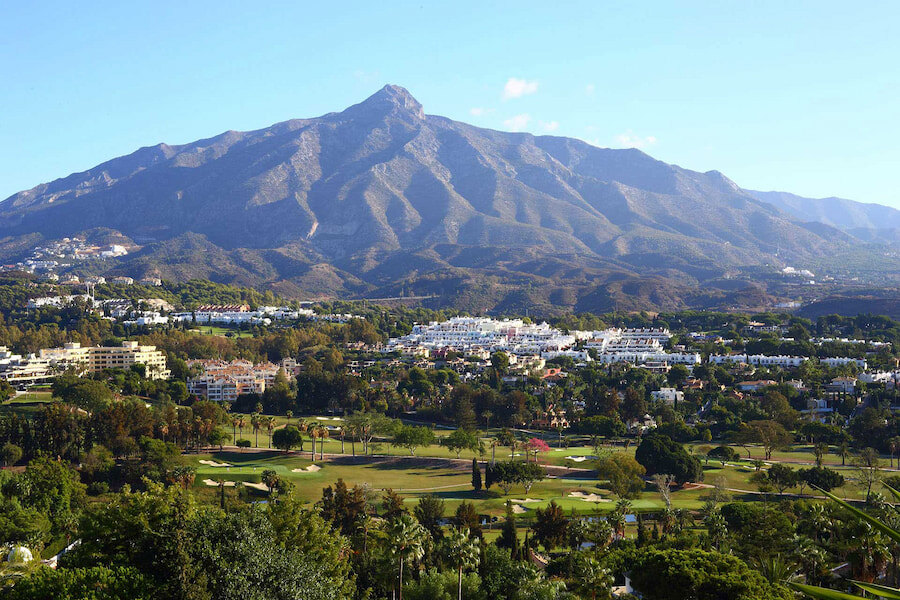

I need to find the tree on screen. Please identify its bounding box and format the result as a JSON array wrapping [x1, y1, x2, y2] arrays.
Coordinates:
[[235, 439, 251, 451], [320, 478, 368, 537], [496, 502, 519, 556], [388, 513, 429, 600], [572, 555, 612, 600], [491, 461, 546, 495], [272, 425, 304, 453], [414, 495, 445, 540], [598, 453, 646, 499], [443, 528, 480, 600], [854, 447, 882, 500], [251, 413, 261, 448], [1, 442, 23, 467], [471, 458, 482, 492], [393, 424, 436, 456], [635, 434, 703, 485], [261, 469, 279, 494], [455, 501, 482, 538], [766, 463, 797, 495], [799, 467, 844, 492], [442, 429, 480, 458], [344, 411, 394, 455], [628, 548, 793, 600], [524, 437, 550, 462], [207, 427, 228, 451], [707, 445, 739, 466], [733, 420, 792, 460], [6, 566, 154, 600], [532, 500, 567, 551], [653, 473, 676, 509], [491, 351, 510, 375], [813, 442, 828, 468]]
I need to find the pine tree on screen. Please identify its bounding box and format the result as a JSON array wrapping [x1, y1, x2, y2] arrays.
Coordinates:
[[497, 501, 519, 556], [472, 458, 483, 492], [484, 462, 495, 490], [636, 513, 648, 546]]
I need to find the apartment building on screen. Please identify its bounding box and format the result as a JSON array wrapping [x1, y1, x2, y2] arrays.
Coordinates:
[[1, 341, 170, 382]]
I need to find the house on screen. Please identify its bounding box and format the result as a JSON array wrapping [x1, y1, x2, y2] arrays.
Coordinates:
[[651, 387, 684, 405], [826, 377, 857, 394], [821, 357, 867, 369], [736, 380, 778, 392], [110, 276, 134, 285], [627, 413, 657, 434]]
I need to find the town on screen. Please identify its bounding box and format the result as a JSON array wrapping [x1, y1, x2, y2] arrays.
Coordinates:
[[2, 276, 900, 598]]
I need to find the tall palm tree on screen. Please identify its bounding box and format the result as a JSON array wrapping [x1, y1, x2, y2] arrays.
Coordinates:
[[237, 415, 246, 441], [251, 413, 261, 448], [444, 528, 480, 600], [389, 513, 428, 600], [889, 437, 900, 469], [308, 423, 319, 460], [318, 425, 329, 459], [266, 416, 276, 449]]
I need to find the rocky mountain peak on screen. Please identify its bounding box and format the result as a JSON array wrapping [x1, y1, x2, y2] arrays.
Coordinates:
[[343, 84, 425, 120]]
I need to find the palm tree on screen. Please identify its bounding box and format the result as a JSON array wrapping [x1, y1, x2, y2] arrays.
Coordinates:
[[444, 528, 480, 600], [237, 415, 246, 440], [285, 409, 293, 424], [838, 440, 851, 466], [318, 425, 329, 459], [573, 556, 612, 600], [251, 413, 261, 448], [889, 437, 900, 469], [389, 513, 428, 600], [792, 484, 900, 600], [266, 416, 276, 449]]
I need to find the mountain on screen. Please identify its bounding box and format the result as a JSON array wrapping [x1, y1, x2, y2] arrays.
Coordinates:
[[747, 190, 900, 245], [1, 85, 893, 314]]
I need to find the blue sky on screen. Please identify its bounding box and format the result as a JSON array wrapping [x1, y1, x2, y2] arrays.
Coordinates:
[[2, 1, 898, 207]]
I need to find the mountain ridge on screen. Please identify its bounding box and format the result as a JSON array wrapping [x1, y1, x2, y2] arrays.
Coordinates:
[[1, 85, 894, 314]]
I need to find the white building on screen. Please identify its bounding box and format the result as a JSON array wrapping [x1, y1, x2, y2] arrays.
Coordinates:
[[821, 357, 867, 369], [709, 354, 806, 368], [651, 388, 684, 405]]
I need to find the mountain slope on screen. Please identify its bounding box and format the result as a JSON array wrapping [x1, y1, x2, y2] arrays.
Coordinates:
[[747, 189, 900, 245], [0, 85, 887, 312]]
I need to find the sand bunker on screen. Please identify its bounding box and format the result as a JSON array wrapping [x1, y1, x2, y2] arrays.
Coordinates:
[[199, 460, 232, 467], [564, 456, 597, 462], [202, 479, 270, 492], [510, 498, 540, 504], [568, 491, 610, 502], [203, 479, 235, 487], [291, 465, 322, 473], [512, 505, 529, 514]]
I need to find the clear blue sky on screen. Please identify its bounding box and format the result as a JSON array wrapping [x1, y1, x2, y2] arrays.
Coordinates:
[[2, 1, 899, 207]]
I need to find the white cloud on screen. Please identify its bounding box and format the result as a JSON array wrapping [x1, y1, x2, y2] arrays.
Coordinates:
[[614, 130, 658, 149], [503, 77, 539, 100], [539, 120, 559, 133], [469, 107, 486, 116], [503, 114, 531, 131], [585, 83, 595, 96]]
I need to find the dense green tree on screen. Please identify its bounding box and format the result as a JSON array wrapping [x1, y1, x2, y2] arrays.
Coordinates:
[[597, 453, 646, 499], [627, 548, 793, 600], [635, 434, 703, 484], [532, 501, 568, 552], [414, 495, 446, 540], [392, 424, 436, 456]]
